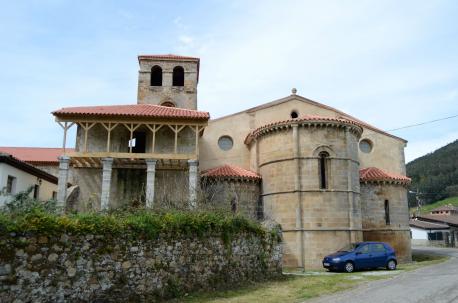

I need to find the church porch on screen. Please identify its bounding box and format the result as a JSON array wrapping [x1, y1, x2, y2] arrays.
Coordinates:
[[52, 104, 209, 211]]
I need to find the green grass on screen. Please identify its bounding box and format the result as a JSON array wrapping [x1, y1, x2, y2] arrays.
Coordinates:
[[410, 196, 458, 215], [173, 253, 449, 303]]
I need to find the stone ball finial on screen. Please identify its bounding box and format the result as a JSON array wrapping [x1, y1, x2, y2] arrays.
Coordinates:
[[291, 88, 297, 95]]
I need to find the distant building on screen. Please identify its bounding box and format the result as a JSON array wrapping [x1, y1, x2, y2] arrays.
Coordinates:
[[430, 205, 458, 216], [410, 219, 450, 246], [410, 205, 458, 247], [0, 153, 58, 207], [0, 147, 74, 176]]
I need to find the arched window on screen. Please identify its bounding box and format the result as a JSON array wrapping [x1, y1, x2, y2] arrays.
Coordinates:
[[161, 101, 175, 107], [231, 197, 237, 213], [172, 66, 184, 86], [384, 200, 390, 225], [319, 151, 329, 189], [150, 65, 162, 86]]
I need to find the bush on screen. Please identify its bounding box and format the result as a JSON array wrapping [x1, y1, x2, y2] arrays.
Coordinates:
[[2, 187, 59, 216], [0, 188, 275, 244], [0, 207, 267, 242]]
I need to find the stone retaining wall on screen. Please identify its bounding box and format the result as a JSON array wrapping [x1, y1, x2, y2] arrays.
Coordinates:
[[0, 230, 282, 302]]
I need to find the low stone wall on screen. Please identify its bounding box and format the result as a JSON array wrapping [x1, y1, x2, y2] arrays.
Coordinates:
[[0, 230, 282, 302]]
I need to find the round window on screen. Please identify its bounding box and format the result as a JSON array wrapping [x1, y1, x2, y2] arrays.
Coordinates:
[[359, 139, 373, 153], [291, 111, 299, 119], [218, 136, 233, 151]]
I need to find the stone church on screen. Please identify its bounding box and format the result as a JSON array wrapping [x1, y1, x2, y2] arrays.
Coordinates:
[[51, 54, 412, 268]]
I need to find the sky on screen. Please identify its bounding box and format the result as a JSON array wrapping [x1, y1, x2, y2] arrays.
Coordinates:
[[0, 0, 457, 163]]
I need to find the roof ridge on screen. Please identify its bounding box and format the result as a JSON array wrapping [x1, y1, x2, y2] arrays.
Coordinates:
[[138, 54, 200, 60], [211, 93, 407, 143]]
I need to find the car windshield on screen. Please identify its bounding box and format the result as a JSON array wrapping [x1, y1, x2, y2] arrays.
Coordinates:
[[337, 243, 359, 252]]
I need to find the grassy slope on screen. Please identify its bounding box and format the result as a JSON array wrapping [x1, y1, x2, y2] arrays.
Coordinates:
[[411, 196, 458, 214], [172, 254, 448, 303]]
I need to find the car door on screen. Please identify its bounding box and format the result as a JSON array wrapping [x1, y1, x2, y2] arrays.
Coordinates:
[[354, 244, 371, 269], [370, 243, 387, 267]]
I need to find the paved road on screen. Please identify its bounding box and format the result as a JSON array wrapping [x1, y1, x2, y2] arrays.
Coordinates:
[[307, 246, 458, 303]]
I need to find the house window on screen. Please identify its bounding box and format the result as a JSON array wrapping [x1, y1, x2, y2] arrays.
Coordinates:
[[33, 184, 40, 199], [384, 200, 390, 225], [319, 151, 329, 189], [150, 65, 162, 86], [6, 175, 16, 194], [428, 232, 443, 241], [172, 66, 184, 86], [52, 191, 57, 200]]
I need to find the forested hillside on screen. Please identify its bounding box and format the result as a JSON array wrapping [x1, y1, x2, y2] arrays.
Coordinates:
[[406, 139, 458, 206]]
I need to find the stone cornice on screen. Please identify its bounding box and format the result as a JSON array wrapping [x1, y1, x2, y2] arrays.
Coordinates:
[[244, 116, 363, 145]]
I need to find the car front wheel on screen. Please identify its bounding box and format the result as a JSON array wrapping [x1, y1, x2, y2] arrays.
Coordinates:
[[386, 260, 397, 270], [344, 262, 354, 273]]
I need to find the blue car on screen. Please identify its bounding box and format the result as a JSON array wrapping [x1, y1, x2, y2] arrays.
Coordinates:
[[322, 242, 397, 273]]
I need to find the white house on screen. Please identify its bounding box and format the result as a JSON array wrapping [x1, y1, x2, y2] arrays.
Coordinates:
[[0, 153, 58, 207], [410, 218, 450, 246]]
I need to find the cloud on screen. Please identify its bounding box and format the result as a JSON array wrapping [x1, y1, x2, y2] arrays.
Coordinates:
[[0, 0, 457, 163], [178, 35, 194, 46]]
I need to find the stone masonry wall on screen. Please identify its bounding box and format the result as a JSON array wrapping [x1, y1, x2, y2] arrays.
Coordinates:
[[360, 183, 412, 262], [201, 179, 261, 220], [258, 125, 362, 268], [0, 231, 282, 302], [137, 59, 198, 109]]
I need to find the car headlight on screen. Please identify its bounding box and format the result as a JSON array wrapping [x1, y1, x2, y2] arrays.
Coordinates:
[[332, 257, 341, 262]]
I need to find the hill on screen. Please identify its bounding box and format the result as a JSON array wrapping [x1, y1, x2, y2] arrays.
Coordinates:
[[406, 139, 458, 206]]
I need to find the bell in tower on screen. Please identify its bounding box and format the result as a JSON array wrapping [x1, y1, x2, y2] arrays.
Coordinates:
[[137, 54, 199, 110]]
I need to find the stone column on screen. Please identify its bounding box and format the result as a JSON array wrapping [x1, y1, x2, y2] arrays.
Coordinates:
[[57, 156, 70, 209], [100, 158, 113, 211], [292, 123, 305, 269], [145, 159, 157, 208], [345, 127, 362, 243], [188, 160, 199, 208]]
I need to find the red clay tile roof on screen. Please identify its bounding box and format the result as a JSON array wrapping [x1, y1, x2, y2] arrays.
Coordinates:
[[245, 115, 362, 144], [138, 54, 200, 61], [52, 104, 210, 121], [201, 165, 261, 181], [0, 147, 72, 165], [360, 167, 411, 185], [409, 219, 449, 230], [0, 153, 58, 184]]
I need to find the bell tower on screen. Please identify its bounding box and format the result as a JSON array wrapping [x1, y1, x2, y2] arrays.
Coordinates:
[[137, 54, 199, 110]]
